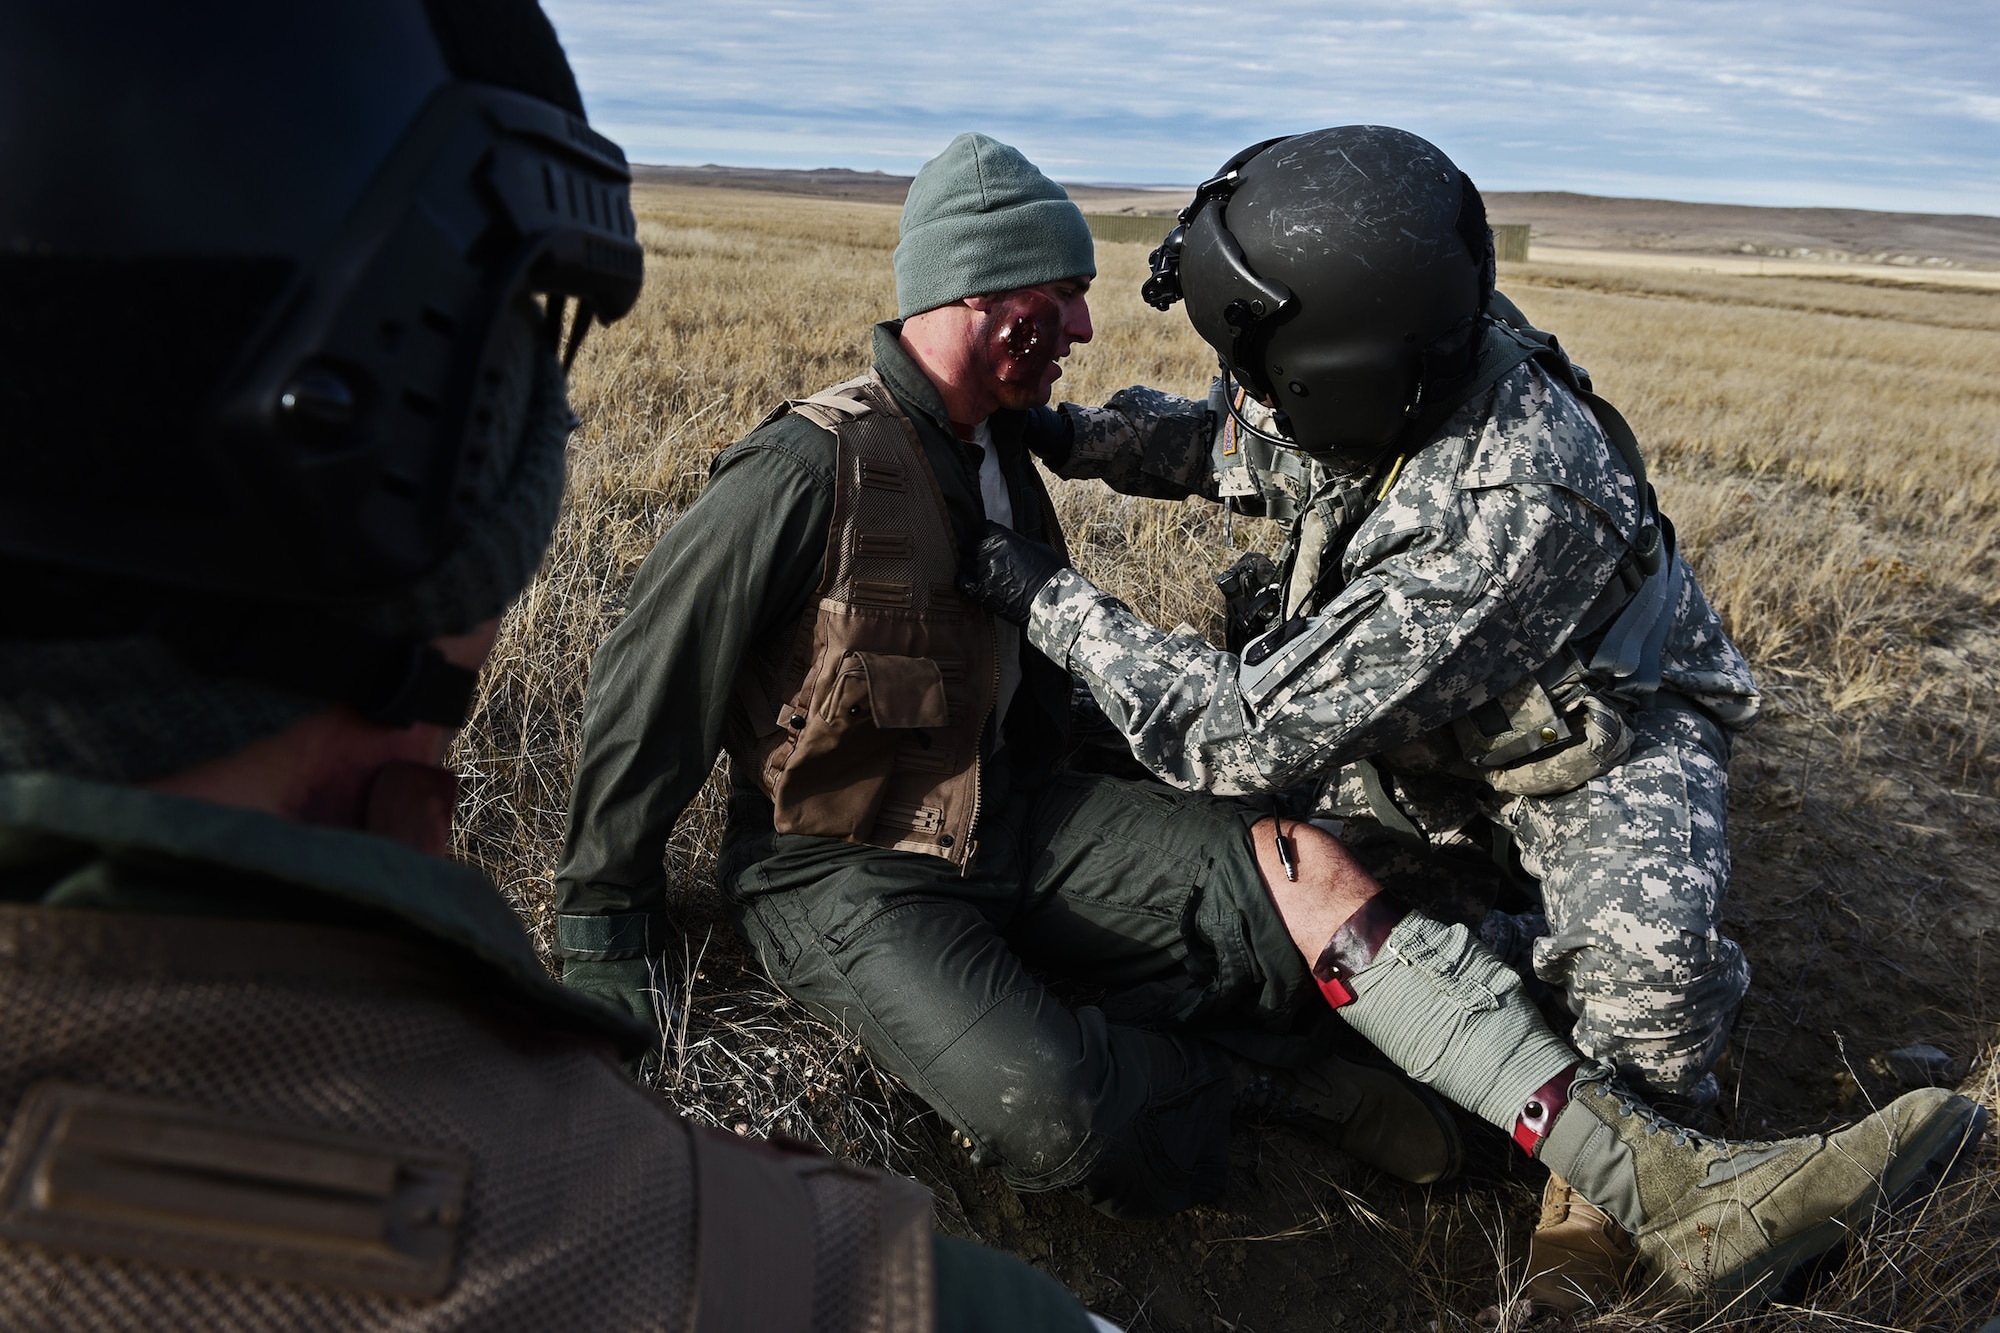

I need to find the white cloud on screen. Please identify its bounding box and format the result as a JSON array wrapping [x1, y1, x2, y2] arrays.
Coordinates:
[[544, 0, 2000, 213]]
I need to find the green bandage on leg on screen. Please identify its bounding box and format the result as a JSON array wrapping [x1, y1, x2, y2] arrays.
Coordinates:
[[1336, 912, 1578, 1131]]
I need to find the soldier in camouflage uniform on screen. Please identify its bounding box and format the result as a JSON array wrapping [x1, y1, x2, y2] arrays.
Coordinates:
[[1031, 365, 1754, 1114], [962, 126, 1955, 1312]]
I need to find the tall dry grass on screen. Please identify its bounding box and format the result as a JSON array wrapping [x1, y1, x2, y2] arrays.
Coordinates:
[[452, 184, 2000, 1329], [1505, 263, 2000, 837]]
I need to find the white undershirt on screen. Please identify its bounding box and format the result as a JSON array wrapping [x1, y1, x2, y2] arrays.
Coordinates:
[[971, 419, 1021, 738]]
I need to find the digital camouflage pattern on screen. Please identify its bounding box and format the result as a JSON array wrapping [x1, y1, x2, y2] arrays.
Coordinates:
[[1503, 707, 1749, 1106], [1035, 361, 1758, 1104]]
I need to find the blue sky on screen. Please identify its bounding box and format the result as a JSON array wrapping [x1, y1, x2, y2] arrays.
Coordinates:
[[543, 1, 2000, 215]]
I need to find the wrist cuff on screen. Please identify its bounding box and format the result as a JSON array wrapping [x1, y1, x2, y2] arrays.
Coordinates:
[[1034, 406, 1077, 470], [1026, 565, 1122, 664], [556, 911, 661, 962]]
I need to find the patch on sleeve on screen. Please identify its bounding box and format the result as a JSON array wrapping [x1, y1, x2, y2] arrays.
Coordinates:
[[1238, 593, 1383, 710], [1455, 363, 1641, 535]]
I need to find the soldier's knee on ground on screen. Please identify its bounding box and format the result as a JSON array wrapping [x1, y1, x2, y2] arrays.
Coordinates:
[[1558, 932, 1749, 1106]]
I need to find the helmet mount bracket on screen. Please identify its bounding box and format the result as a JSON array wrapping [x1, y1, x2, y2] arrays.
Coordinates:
[[1142, 134, 1291, 314], [1143, 136, 1299, 429]]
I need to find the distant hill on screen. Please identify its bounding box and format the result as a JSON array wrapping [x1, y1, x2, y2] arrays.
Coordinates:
[[632, 164, 2000, 271], [634, 164, 913, 204], [1483, 191, 2000, 270], [631, 163, 1181, 216]]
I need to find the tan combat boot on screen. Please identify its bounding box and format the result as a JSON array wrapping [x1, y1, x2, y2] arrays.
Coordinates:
[[1540, 1071, 1988, 1306], [1519, 1171, 1636, 1314], [1233, 1051, 1464, 1184]]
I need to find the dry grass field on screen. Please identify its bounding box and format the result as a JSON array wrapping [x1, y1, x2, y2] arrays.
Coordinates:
[[452, 182, 2000, 1330]]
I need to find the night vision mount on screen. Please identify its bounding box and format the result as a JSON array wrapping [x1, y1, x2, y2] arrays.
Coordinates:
[[1141, 135, 1290, 315], [1142, 136, 1304, 443]]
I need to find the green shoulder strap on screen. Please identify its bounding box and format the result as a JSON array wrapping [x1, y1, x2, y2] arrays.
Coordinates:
[[1404, 300, 1676, 694], [1491, 304, 1653, 498]]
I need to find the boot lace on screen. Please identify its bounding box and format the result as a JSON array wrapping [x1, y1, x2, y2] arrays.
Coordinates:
[[1575, 1065, 1716, 1150]]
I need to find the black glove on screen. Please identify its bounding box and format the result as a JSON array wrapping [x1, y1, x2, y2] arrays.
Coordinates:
[[1021, 405, 1075, 469], [562, 956, 666, 1078], [959, 520, 1070, 626]]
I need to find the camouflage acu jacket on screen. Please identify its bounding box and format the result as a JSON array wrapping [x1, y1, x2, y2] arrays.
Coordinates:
[[1027, 360, 1759, 796]]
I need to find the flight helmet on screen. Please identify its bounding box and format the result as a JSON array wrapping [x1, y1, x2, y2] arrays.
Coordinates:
[[1143, 126, 1495, 461], [1, 0, 643, 728]]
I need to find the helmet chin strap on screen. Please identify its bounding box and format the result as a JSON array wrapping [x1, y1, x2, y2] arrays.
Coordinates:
[[1218, 368, 1299, 452]]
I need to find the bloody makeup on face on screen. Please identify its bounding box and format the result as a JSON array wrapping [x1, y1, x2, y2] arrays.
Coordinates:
[[987, 287, 1064, 387]]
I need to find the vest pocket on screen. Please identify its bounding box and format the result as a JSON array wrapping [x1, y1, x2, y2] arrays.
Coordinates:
[[772, 652, 947, 840]]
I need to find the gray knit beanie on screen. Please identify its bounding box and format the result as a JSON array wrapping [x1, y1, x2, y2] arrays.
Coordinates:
[[1, 304, 571, 784], [894, 133, 1096, 318]]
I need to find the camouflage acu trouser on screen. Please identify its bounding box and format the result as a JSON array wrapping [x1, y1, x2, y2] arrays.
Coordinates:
[[1332, 703, 1749, 1109], [1487, 703, 1750, 1108]]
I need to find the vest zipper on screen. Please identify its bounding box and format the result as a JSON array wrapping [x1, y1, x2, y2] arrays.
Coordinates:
[[961, 628, 1000, 877]]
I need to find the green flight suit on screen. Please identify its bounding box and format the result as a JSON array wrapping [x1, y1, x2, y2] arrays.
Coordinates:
[[556, 324, 1327, 1217]]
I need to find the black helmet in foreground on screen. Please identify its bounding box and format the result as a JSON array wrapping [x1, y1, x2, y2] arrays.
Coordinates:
[[1, 0, 642, 725], [1144, 126, 1495, 461]]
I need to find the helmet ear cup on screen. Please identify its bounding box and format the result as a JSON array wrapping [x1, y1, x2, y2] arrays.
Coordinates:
[[201, 82, 638, 596], [1264, 337, 1419, 459]]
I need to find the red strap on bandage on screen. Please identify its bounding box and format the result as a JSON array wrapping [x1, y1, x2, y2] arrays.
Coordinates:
[[1511, 1065, 1578, 1156], [1313, 966, 1356, 1010], [1309, 894, 1408, 1011]]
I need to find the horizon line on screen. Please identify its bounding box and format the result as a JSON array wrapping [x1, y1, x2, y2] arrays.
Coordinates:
[[629, 162, 2000, 222]]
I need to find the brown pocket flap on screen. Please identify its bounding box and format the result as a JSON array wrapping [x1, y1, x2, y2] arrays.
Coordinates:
[[857, 654, 948, 729]]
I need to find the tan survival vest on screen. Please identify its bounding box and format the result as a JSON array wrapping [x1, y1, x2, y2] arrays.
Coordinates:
[[728, 371, 1065, 869]]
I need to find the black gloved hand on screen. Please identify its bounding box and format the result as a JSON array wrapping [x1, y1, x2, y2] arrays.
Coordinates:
[[959, 520, 1070, 626], [562, 956, 666, 1079]]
